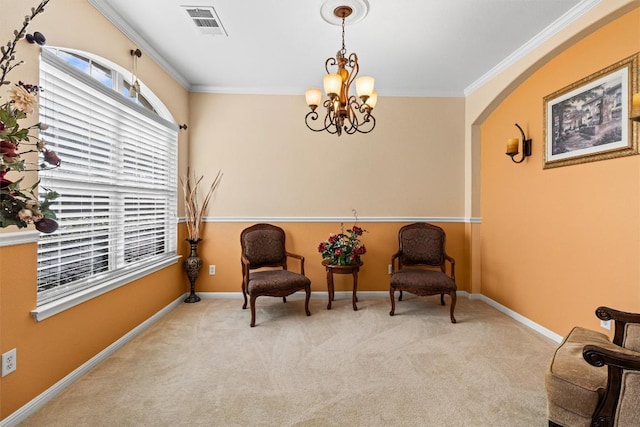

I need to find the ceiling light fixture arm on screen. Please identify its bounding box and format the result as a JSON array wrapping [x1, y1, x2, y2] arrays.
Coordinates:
[[340, 96, 374, 134]]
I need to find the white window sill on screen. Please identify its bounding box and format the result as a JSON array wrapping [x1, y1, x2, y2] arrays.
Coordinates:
[[31, 255, 181, 322]]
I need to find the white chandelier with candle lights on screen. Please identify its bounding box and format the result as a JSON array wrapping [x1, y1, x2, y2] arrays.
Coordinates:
[[304, 4, 377, 136]]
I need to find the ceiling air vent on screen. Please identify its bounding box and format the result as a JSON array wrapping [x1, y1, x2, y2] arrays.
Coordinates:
[[182, 5, 228, 36]]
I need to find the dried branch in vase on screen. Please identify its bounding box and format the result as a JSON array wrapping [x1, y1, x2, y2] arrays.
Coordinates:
[[180, 169, 223, 242]]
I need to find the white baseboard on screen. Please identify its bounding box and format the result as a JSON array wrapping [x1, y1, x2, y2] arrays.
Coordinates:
[[0, 295, 185, 427], [2, 290, 561, 426], [470, 293, 563, 343]]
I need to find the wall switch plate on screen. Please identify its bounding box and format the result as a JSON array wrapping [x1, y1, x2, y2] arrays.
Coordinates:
[[209, 265, 216, 275], [2, 348, 16, 377], [600, 319, 612, 330], [388, 264, 392, 275]]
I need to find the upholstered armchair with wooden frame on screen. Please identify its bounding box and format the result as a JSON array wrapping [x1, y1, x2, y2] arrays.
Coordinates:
[[389, 222, 457, 323], [546, 307, 640, 427], [240, 224, 311, 327]]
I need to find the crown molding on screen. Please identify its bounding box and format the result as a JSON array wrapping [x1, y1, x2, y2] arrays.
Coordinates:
[[464, 0, 601, 96], [87, 0, 191, 90], [189, 84, 465, 98]]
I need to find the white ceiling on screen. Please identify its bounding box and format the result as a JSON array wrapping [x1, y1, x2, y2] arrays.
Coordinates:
[[88, 0, 593, 97]]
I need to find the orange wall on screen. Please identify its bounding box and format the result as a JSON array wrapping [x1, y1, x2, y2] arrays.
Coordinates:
[[480, 8, 640, 337], [190, 221, 469, 294], [0, 239, 186, 418]]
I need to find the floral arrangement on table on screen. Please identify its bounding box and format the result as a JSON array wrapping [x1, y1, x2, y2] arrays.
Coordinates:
[[318, 212, 367, 265], [180, 169, 223, 243], [0, 0, 61, 233]]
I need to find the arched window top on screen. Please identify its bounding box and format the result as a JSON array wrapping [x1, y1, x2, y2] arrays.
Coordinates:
[[43, 47, 175, 123]]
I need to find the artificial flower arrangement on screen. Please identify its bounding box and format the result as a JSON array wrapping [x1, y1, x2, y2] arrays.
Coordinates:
[[0, 0, 61, 233], [318, 211, 367, 265]]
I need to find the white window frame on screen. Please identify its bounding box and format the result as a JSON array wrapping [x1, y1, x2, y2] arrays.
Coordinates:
[[32, 48, 179, 322]]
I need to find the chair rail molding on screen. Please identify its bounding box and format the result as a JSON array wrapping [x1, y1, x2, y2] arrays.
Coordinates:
[[189, 216, 482, 224], [0, 230, 40, 247]]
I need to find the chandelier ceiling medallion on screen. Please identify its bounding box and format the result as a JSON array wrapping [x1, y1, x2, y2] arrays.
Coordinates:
[[304, 1, 377, 136]]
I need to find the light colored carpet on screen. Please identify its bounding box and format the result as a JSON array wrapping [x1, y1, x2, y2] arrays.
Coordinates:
[[21, 295, 556, 426]]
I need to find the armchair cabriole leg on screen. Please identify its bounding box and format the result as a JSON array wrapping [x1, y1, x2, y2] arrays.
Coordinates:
[[250, 295, 257, 327], [389, 288, 396, 316], [449, 292, 457, 323]]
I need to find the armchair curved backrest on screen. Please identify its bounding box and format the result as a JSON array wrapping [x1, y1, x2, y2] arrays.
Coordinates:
[[241, 223, 288, 270], [397, 222, 448, 268]]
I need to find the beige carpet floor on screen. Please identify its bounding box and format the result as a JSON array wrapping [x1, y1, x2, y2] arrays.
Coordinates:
[[21, 295, 556, 426]]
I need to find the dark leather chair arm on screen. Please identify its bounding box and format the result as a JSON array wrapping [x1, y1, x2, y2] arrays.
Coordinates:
[[596, 306, 640, 346], [583, 344, 640, 370]]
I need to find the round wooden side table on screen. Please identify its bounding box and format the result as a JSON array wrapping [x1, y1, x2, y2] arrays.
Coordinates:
[[322, 259, 363, 311]]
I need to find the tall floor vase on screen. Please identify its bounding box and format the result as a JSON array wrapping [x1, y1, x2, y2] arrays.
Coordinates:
[[183, 238, 202, 303]]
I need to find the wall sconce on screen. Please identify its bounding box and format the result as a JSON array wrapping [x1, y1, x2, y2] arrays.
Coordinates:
[[179, 124, 188, 130], [505, 123, 532, 164], [631, 94, 640, 122], [26, 31, 46, 45]]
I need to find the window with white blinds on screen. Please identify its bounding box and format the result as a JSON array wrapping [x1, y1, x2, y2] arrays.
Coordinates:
[[37, 49, 178, 306]]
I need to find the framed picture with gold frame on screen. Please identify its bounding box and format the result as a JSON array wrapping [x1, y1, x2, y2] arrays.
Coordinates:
[[543, 53, 639, 169]]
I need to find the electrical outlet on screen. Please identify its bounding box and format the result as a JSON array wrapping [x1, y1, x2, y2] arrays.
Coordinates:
[[600, 319, 611, 330], [209, 265, 216, 275], [388, 264, 392, 274], [2, 348, 16, 377]]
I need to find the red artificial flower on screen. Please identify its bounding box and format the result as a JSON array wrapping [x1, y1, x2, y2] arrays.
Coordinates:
[[0, 170, 11, 188], [317, 243, 326, 252], [0, 140, 19, 162], [351, 225, 363, 235]]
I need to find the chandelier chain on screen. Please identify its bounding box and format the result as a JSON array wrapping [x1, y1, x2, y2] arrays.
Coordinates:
[[340, 16, 346, 56]]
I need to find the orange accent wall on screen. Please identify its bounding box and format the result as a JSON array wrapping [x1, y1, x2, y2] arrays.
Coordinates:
[[480, 8, 640, 337], [0, 241, 186, 418]]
